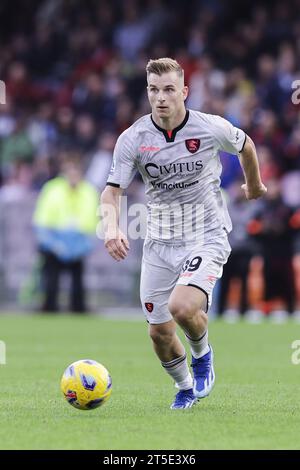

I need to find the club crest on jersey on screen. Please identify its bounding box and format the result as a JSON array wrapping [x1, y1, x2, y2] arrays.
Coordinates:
[[145, 302, 153, 313], [185, 139, 200, 153]]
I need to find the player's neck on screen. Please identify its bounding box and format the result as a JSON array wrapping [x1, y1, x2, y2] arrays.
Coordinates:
[[152, 107, 187, 131]]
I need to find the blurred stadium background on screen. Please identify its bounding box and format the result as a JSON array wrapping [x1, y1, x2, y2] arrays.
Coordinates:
[[0, 0, 300, 320]]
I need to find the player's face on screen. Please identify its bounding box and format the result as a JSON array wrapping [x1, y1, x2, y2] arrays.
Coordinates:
[[147, 72, 188, 121]]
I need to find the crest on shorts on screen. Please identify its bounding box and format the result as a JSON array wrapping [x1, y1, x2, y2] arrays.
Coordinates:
[[145, 302, 154, 313], [185, 139, 200, 153]]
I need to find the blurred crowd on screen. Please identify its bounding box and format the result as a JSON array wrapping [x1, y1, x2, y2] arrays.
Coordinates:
[[0, 0, 300, 317]]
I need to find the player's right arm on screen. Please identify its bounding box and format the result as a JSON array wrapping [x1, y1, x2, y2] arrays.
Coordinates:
[[101, 185, 129, 261], [101, 127, 137, 261]]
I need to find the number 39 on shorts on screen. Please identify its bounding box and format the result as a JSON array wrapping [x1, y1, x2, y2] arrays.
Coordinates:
[[181, 256, 202, 273]]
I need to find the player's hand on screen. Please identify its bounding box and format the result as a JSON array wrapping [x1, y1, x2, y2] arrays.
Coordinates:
[[241, 182, 267, 200], [104, 229, 130, 261]]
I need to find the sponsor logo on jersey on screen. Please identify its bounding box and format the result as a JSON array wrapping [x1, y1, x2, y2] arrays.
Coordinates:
[[139, 145, 161, 152], [145, 161, 203, 179], [150, 180, 199, 190], [185, 139, 200, 153], [145, 302, 154, 312]]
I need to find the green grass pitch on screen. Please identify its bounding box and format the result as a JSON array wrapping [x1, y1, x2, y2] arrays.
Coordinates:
[[0, 313, 300, 449]]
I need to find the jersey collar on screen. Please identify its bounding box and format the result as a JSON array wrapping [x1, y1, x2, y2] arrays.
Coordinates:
[[151, 110, 190, 143]]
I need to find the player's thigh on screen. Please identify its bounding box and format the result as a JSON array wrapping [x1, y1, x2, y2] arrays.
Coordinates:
[[140, 242, 177, 324], [168, 284, 208, 316], [175, 238, 231, 312]]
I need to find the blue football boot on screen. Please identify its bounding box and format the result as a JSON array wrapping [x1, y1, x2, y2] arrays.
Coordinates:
[[170, 388, 197, 409], [191, 345, 215, 399]]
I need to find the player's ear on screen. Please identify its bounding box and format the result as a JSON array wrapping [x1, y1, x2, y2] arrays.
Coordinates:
[[183, 85, 189, 101]]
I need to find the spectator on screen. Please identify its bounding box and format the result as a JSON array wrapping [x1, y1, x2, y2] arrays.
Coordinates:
[[85, 131, 116, 190], [219, 181, 260, 321], [247, 178, 296, 321], [33, 152, 99, 313]]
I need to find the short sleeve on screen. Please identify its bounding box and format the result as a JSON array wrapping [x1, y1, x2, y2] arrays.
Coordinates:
[[211, 115, 247, 155], [106, 129, 137, 189]]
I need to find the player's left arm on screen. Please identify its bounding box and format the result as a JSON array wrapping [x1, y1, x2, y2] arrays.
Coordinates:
[[238, 135, 267, 200]]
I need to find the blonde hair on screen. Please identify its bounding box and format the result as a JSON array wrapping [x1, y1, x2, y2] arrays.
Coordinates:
[[146, 58, 184, 78]]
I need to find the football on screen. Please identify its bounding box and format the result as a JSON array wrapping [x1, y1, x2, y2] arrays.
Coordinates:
[[61, 359, 112, 410]]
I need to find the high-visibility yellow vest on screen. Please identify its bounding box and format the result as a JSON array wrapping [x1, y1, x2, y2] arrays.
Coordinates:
[[33, 177, 99, 234]]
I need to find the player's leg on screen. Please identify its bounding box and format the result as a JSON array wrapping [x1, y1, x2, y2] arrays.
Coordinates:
[[140, 241, 196, 409], [168, 284, 213, 399], [148, 319, 183, 363], [169, 234, 231, 398], [41, 251, 61, 312], [168, 284, 208, 354], [148, 319, 196, 408], [69, 258, 86, 313]]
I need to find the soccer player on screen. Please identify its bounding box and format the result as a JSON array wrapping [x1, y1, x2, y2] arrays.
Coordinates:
[[101, 58, 267, 409]]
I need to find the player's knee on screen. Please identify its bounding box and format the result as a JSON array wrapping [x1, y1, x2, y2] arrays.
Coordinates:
[[149, 325, 174, 346], [168, 299, 196, 324]]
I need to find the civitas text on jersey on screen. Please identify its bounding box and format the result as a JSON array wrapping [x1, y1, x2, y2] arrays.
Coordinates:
[[144, 160, 203, 179]]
